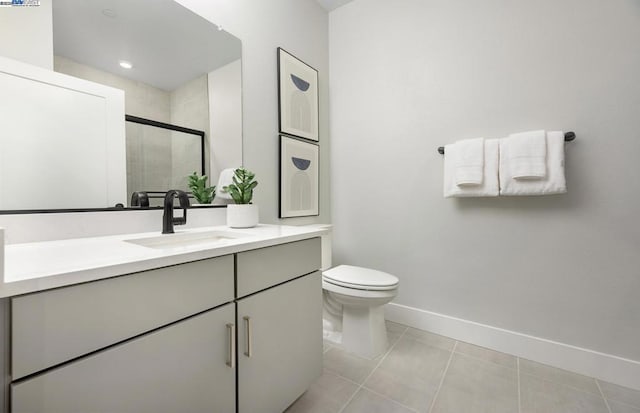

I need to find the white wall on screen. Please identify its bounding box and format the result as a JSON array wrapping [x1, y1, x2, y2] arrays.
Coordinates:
[[176, 0, 330, 225], [0, 0, 52, 69], [330, 0, 640, 367]]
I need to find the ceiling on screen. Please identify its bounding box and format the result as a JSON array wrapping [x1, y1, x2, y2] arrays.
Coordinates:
[[315, 0, 355, 12], [52, 0, 241, 91]]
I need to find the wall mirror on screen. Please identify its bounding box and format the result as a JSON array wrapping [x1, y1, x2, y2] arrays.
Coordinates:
[[0, 0, 242, 212]]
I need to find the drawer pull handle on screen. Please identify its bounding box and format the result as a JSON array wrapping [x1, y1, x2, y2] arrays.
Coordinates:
[[226, 323, 235, 368], [243, 316, 252, 357]]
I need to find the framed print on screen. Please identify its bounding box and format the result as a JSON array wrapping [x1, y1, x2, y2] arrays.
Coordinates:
[[280, 135, 319, 218], [278, 48, 319, 142]]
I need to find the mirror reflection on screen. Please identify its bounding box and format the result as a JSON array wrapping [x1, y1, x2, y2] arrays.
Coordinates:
[[0, 0, 242, 211]]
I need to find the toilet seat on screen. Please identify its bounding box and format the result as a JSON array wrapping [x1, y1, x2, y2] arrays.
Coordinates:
[[323, 265, 398, 291]]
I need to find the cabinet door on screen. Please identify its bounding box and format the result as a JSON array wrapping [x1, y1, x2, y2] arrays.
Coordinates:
[[238, 272, 322, 413], [12, 255, 234, 380], [12, 304, 236, 413]]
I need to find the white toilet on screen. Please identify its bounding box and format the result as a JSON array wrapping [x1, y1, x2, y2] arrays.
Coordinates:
[[317, 226, 399, 359]]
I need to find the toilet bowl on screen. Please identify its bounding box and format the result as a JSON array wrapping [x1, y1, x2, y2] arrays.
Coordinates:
[[323, 265, 398, 359], [311, 225, 399, 359]]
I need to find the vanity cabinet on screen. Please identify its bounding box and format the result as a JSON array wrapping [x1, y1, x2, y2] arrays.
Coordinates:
[[238, 272, 322, 413], [12, 305, 236, 413], [236, 238, 323, 412], [8, 237, 322, 413]]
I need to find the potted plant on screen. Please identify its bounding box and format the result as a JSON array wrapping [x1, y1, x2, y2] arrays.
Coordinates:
[[224, 167, 259, 228], [187, 172, 216, 205]]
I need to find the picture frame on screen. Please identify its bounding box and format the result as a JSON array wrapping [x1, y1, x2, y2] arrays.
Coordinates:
[[279, 135, 319, 218], [278, 48, 319, 142]]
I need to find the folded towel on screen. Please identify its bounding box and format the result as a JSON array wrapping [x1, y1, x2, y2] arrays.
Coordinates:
[[454, 138, 485, 186], [499, 131, 567, 196], [444, 139, 499, 197], [507, 130, 547, 179], [216, 168, 238, 199]]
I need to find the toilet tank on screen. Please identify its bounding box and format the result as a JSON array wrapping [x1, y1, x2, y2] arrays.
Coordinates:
[[306, 224, 332, 270]]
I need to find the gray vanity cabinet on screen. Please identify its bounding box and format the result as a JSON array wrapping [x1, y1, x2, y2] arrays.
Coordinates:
[[12, 304, 236, 413], [237, 272, 323, 413], [8, 237, 322, 413], [236, 237, 323, 412]]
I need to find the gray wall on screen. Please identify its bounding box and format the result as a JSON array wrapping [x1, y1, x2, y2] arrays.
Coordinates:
[[329, 0, 640, 361], [177, 0, 331, 224]]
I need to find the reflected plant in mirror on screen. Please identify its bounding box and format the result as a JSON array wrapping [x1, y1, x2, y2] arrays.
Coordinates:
[[188, 172, 216, 205]]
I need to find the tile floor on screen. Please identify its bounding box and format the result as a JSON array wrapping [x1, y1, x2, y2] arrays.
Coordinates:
[[286, 322, 640, 413]]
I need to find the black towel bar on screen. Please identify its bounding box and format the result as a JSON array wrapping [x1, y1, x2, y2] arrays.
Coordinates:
[[437, 131, 576, 155]]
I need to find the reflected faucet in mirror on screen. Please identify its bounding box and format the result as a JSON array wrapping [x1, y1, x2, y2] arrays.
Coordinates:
[[162, 190, 190, 234], [130, 192, 150, 208]]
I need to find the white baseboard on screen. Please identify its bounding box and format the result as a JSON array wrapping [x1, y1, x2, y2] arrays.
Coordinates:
[[385, 302, 640, 391]]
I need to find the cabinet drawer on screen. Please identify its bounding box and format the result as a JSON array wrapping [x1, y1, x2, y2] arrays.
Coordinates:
[[12, 305, 236, 413], [12, 255, 233, 380], [236, 237, 321, 297]]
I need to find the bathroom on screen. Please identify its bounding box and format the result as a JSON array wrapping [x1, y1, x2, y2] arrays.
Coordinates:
[[0, 0, 639, 412]]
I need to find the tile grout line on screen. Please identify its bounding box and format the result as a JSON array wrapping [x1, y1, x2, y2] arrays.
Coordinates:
[[595, 379, 613, 413], [452, 348, 518, 371], [337, 326, 409, 413], [518, 370, 610, 398], [517, 357, 521, 413], [427, 340, 458, 413]]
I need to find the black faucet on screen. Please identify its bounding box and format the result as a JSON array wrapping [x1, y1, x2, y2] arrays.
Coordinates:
[[162, 190, 190, 234]]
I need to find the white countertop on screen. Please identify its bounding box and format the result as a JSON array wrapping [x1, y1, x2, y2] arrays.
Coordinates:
[[1, 224, 327, 298]]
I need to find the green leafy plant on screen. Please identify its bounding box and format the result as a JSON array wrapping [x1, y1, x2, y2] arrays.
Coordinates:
[[224, 167, 258, 204], [187, 172, 216, 204]]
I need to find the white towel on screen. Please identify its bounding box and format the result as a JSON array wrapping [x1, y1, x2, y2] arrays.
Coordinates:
[[216, 168, 238, 200], [499, 131, 567, 196], [507, 130, 547, 179], [444, 139, 499, 197], [454, 138, 485, 186]]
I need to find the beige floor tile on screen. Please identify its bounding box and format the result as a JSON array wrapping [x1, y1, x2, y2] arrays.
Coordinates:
[[342, 388, 416, 413], [454, 341, 517, 369], [599, 381, 640, 408], [519, 358, 600, 394], [323, 347, 380, 384], [520, 373, 609, 413], [364, 335, 452, 412], [285, 370, 359, 413], [609, 400, 640, 413], [430, 353, 518, 413], [402, 328, 455, 352]]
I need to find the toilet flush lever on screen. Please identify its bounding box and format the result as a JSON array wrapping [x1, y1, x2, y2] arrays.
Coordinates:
[[243, 316, 252, 357]]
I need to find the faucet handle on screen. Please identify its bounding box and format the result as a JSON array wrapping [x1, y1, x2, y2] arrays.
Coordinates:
[[173, 209, 187, 226]]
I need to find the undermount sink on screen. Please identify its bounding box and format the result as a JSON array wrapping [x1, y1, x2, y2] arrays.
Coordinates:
[[125, 230, 249, 250]]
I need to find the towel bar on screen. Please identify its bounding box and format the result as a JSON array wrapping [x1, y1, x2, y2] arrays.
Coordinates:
[[437, 131, 576, 155]]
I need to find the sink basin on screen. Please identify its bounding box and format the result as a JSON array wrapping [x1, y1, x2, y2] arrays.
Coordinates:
[[125, 230, 249, 250]]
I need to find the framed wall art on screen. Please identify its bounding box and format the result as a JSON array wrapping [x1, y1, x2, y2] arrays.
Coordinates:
[[279, 135, 319, 218], [278, 48, 319, 142]]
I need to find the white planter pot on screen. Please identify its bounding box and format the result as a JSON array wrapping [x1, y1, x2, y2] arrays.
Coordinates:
[[227, 204, 259, 228]]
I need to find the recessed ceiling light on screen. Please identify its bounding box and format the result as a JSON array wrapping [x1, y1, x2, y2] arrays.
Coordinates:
[[102, 9, 117, 18], [217, 25, 223, 31], [119, 61, 133, 69]]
